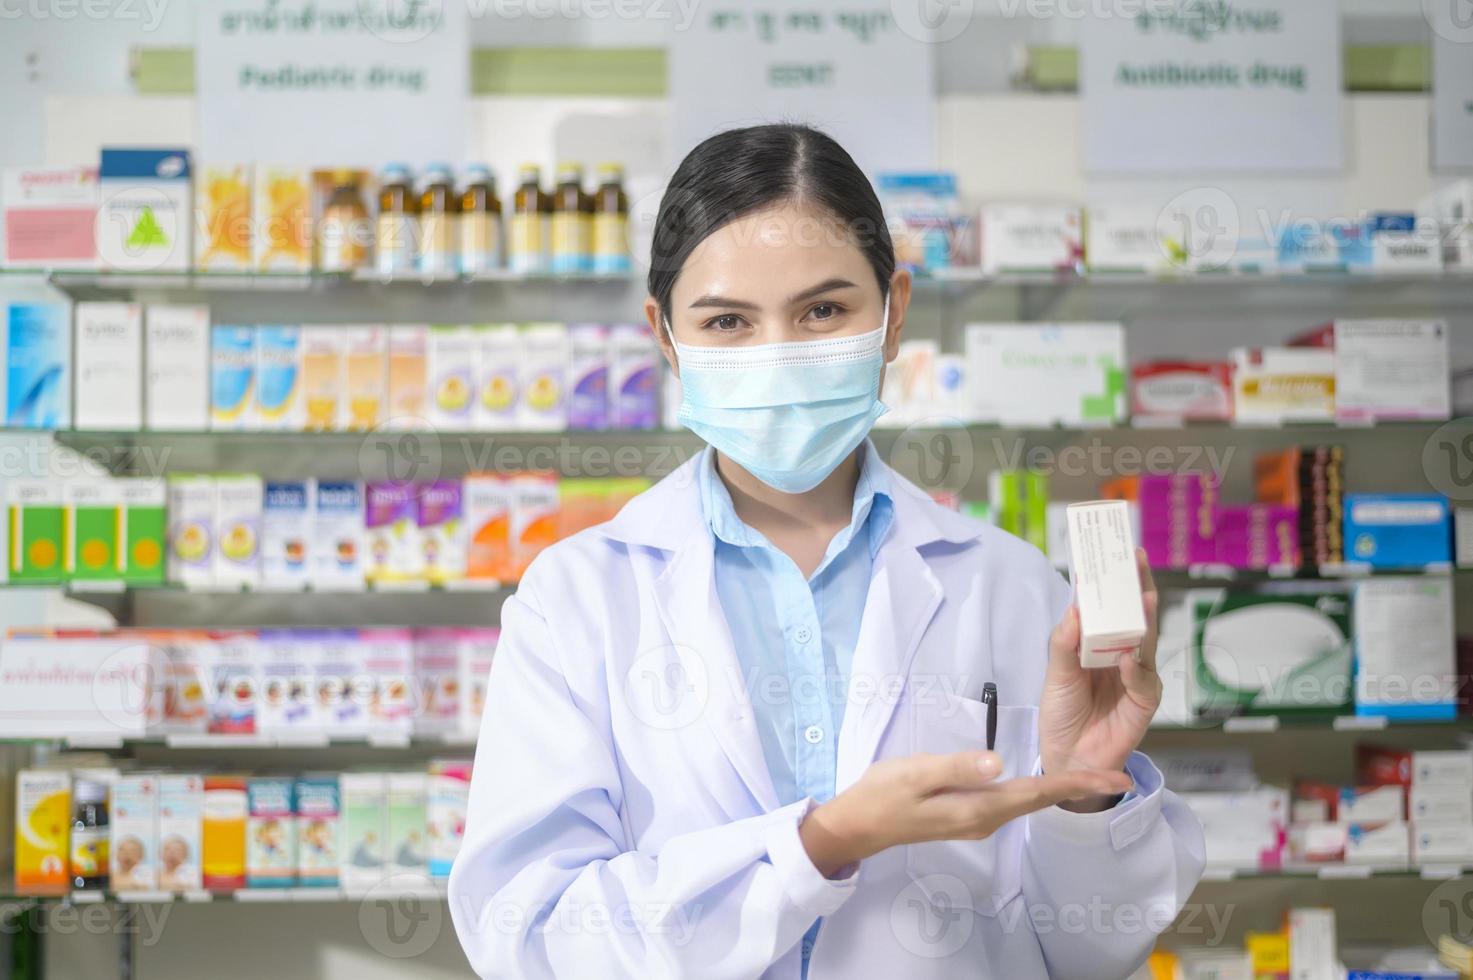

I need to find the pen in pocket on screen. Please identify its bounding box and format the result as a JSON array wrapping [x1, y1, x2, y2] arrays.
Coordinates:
[[982, 682, 997, 752]]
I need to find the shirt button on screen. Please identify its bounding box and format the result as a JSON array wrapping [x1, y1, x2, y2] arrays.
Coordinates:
[[794, 626, 813, 644], [804, 725, 824, 744]]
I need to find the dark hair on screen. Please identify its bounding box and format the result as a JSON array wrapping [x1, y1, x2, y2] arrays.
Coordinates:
[[647, 124, 895, 320]]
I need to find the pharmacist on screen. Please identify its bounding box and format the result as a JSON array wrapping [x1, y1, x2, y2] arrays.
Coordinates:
[[450, 125, 1205, 980]]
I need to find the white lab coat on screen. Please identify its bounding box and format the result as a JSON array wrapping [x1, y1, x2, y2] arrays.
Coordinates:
[[450, 454, 1205, 979]]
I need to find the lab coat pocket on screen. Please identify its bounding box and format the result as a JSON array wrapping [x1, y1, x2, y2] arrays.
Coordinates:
[[904, 699, 1038, 916]]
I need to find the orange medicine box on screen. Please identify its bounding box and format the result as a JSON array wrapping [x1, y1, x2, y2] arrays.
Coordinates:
[[15, 769, 70, 894], [1100, 476, 1138, 502], [511, 471, 559, 580], [463, 473, 512, 582], [301, 329, 344, 431], [196, 165, 253, 271], [253, 167, 311, 272], [557, 478, 610, 539], [1253, 447, 1301, 506], [202, 775, 247, 891], [343, 326, 387, 431], [387, 325, 428, 428]]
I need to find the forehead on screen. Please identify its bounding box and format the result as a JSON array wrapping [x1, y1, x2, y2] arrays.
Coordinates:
[[670, 201, 872, 304]]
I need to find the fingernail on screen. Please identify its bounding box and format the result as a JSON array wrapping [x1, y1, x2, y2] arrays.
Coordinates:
[[977, 753, 1002, 777]]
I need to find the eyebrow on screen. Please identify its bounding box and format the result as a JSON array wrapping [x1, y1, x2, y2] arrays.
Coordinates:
[[686, 277, 861, 311]]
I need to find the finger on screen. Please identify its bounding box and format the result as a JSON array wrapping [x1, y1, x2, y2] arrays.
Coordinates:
[[930, 769, 1134, 832], [1135, 586, 1161, 674], [989, 770, 1134, 819], [1048, 604, 1083, 675], [909, 750, 1005, 795], [1135, 549, 1160, 673], [1118, 647, 1164, 706], [1136, 547, 1157, 601]]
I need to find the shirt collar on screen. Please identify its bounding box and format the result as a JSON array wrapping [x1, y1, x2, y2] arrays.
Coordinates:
[[698, 441, 895, 561], [600, 448, 982, 554]]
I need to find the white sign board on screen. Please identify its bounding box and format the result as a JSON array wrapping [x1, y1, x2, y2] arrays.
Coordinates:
[[0, 636, 163, 738], [668, 3, 934, 175], [1079, 0, 1343, 173], [196, 0, 468, 168], [1433, 27, 1473, 172]]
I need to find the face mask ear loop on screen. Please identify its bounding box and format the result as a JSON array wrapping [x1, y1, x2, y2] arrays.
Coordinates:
[[663, 314, 680, 376]]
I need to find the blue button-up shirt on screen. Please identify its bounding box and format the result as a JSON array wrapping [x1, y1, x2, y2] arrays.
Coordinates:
[[698, 441, 893, 973]]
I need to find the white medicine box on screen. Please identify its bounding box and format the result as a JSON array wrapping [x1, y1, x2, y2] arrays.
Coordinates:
[[965, 323, 1126, 427], [74, 302, 143, 429], [1066, 500, 1146, 669]]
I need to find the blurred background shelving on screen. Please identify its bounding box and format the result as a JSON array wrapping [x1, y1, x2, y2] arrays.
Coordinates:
[[5, 2, 1473, 978]]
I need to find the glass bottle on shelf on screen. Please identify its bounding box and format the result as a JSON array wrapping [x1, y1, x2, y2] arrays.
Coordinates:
[[458, 164, 502, 274], [591, 162, 630, 275], [70, 775, 110, 891], [508, 164, 550, 275], [375, 163, 418, 276], [317, 169, 372, 273], [418, 163, 459, 277], [550, 162, 592, 274]]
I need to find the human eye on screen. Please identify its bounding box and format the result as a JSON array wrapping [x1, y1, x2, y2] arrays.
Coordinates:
[[803, 302, 846, 322], [702, 314, 748, 334]]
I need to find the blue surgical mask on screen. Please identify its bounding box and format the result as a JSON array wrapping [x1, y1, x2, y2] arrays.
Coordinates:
[[669, 296, 890, 494]]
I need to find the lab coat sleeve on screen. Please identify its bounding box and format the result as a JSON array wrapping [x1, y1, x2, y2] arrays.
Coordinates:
[[448, 589, 858, 980], [1017, 570, 1206, 980], [1021, 753, 1205, 979]]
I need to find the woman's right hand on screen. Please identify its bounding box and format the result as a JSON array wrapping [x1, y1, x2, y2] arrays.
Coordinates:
[[798, 752, 1134, 878]]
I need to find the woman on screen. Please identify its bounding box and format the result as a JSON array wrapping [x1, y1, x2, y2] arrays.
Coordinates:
[[450, 125, 1205, 980]]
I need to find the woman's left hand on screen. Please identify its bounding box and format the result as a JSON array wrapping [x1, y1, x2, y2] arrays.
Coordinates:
[[1038, 549, 1161, 813]]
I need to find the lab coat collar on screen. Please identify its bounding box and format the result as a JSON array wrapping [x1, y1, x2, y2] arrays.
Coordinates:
[[600, 443, 983, 555]]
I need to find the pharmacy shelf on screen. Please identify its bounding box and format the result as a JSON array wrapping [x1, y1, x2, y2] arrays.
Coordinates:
[[11, 266, 1473, 295], [927, 268, 1473, 288], [12, 265, 1473, 333], [381, 268, 634, 285], [10, 578, 510, 625], [22, 731, 478, 751], [920, 268, 1473, 321], [13, 561, 1453, 602], [32, 420, 1454, 497], [6, 714, 1462, 752], [9, 883, 451, 906], [917, 268, 1473, 308], [8, 868, 1464, 908], [1146, 715, 1469, 735], [50, 426, 695, 448], [45, 418, 1451, 461], [1152, 562, 1456, 583], [45, 419, 1452, 443], [48, 426, 701, 479], [8, 579, 507, 596], [8, 268, 638, 295], [1197, 864, 1473, 882], [32, 585, 508, 627]]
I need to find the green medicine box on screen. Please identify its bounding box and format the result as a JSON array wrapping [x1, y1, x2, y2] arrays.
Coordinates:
[[119, 479, 167, 586], [65, 481, 122, 581], [8, 479, 65, 583], [1192, 587, 1353, 719]]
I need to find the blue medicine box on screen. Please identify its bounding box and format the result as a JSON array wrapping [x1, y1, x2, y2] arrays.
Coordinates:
[[1344, 494, 1451, 568]]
